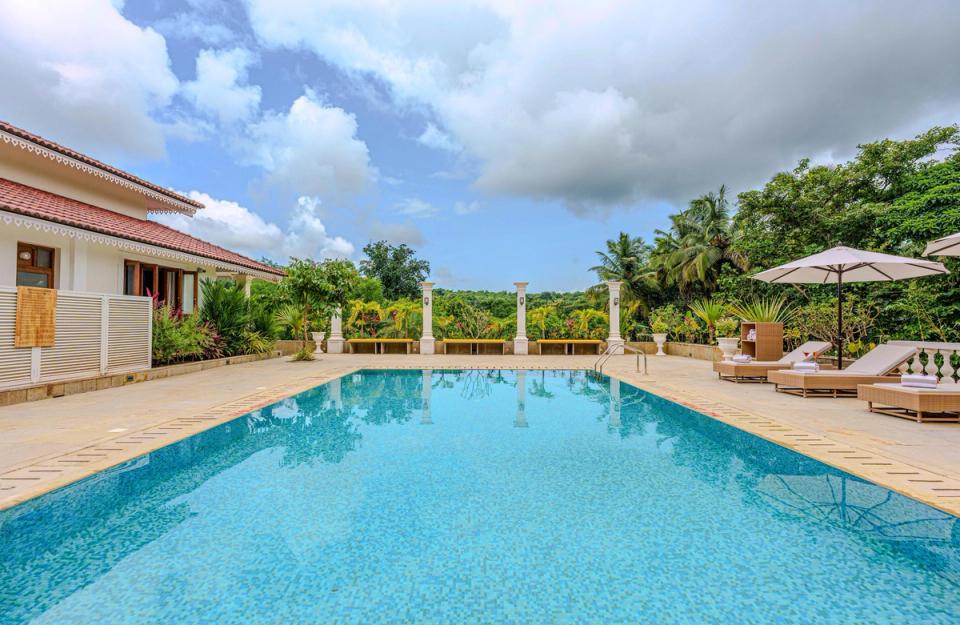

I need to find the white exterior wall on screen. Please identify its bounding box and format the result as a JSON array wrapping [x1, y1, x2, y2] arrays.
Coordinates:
[[0, 141, 156, 219], [0, 221, 218, 300]]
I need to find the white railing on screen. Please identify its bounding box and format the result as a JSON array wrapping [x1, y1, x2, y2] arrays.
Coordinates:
[[0, 287, 151, 389]]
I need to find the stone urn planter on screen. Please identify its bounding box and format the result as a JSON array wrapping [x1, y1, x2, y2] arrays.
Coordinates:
[[717, 337, 740, 361], [311, 331, 326, 354], [652, 333, 668, 356]]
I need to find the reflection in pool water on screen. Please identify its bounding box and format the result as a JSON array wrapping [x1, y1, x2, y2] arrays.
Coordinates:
[[1, 369, 958, 624]]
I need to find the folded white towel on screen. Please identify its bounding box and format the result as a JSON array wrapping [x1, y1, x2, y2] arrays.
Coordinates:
[[792, 362, 820, 371], [732, 355, 752, 363], [901, 374, 938, 389]]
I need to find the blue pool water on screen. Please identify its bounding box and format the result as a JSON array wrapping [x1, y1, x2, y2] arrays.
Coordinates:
[[1, 369, 958, 624]]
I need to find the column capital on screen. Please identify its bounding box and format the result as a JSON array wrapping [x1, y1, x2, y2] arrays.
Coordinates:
[[419, 281, 434, 290], [513, 281, 528, 289], [606, 280, 623, 290]]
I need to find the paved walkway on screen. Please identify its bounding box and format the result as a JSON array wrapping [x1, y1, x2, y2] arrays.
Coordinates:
[[1, 353, 959, 514]]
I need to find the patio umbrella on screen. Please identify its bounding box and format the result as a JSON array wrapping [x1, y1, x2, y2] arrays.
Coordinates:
[[752, 246, 948, 368], [924, 232, 960, 257]]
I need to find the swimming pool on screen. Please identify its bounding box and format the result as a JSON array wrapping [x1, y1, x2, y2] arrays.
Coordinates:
[[1, 369, 958, 624]]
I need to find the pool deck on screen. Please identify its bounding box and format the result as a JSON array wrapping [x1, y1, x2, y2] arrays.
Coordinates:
[[1, 353, 959, 515]]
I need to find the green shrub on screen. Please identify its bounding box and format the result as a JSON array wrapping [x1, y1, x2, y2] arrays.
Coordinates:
[[152, 306, 212, 366], [200, 280, 251, 356], [715, 316, 739, 338]]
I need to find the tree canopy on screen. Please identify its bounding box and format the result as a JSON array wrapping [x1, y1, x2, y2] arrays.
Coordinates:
[[359, 241, 430, 300]]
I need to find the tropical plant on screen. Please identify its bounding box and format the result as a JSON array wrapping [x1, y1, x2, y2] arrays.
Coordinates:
[[681, 313, 701, 343], [651, 185, 748, 293], [727, 295, 795, 324], [200, 279, 251, 356], [528, 305, 559, 340], [570, 309, 607, 340], [688, 298, 725, 343], [152, 305, 212, 366], [715, 316, 739, 338], [249, 302, 279, 340], [282, 258, 359, 360], [274, 304, 307, 343], [348, 300, 385, 337], [589, 232, 657, 317], [648, 304, 684, 338], [790, 297, 879, 355], [383, 298, 421, 338]]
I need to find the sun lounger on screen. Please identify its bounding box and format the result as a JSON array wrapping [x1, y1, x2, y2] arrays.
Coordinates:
[[713, 341, 832, 383], [858, 382, 960, 423], [768, 343, 918, 398]]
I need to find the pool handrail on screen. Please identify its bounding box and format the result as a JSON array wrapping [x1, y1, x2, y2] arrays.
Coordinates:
[[594, 339, 647, 376]]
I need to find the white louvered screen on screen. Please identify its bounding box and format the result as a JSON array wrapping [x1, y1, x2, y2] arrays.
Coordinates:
[[106, 296, 151, 373], [39, 292, 103, 382], [0, 288, 151, 388], [0, 289, 32, 388]]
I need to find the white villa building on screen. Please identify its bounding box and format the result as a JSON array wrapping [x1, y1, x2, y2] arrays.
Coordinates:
[[0, 120, 283, 390]]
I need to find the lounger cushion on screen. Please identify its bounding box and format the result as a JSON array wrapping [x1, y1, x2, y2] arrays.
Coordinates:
[[844, 344, 918, 375]]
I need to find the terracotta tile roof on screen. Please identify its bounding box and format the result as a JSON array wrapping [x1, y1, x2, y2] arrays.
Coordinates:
[[0, 177, 284, 277], [0, 120, 203, 211]]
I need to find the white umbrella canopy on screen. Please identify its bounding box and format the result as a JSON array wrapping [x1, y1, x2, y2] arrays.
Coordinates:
[[924, 232, 960, 257], [752, 246, 948, 284], [752, 246, 948, 368]]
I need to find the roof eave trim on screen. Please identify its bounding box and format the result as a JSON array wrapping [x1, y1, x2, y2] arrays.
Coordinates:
[[0, 129, 199, 216], [0, 209, 282, 281]]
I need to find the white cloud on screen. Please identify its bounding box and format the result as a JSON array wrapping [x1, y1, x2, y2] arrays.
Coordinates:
[[417, 122, 460, 153], [152, 191, 354, 262], [395, 197, 439, 218], [245, 0, 960, 213], [182, 48, 262, 125], [454, 200, 480, 215], [283, 195, 355, 259], [0, 0, 179, 158], [241, 90, 375, 196]]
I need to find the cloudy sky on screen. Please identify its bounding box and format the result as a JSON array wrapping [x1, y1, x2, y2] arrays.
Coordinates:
[[1, 0, 958, 290]]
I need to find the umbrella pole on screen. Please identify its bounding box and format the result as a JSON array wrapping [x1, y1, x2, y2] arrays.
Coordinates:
[[837, 271, 843, 370]]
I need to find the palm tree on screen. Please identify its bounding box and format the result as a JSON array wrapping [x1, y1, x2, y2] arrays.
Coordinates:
[[274, 304, 307, 346], [651, 186, 748, 293], [384, 299, 421, 338], [347, 300, 384, 337], [688, 298, 725, 343], [528, 305, 557, 340], [589, 232, 658, 316]]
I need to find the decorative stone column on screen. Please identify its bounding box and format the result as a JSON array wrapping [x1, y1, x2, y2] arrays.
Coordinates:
[[514, 281, 528, 355], [515, 370, 528, 427], [420, 282, 436, 355], [421, 369, 433, 424], [608, 376, 621, 429], [327, 308, 345, 354], [243, 274, 253, 297], [606, 280, 625, 354], [328, 376, 342, 411]]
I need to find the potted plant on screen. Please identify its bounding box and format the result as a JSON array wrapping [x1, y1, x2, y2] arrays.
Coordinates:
[[650, 318, 670, 356], [715, 316, 740, 360]]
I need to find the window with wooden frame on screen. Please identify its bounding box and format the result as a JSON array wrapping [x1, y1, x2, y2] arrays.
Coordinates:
[[16, 242, 56, 288], [124, 260, 199, 314]]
